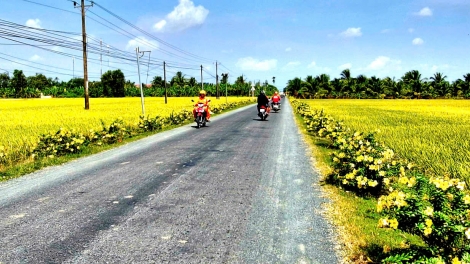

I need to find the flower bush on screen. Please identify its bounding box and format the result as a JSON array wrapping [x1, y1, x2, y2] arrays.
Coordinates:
[[31, 128, 88, 159], [292, 99, 470, 263]]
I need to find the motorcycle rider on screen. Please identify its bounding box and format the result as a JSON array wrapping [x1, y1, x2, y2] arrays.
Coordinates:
[[271, 91, 281, 109], [257, 90, 270, 115], [193, 90, 211, 122]]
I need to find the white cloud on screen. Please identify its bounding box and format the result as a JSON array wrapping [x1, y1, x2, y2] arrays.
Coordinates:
[[415, 7, 433, 16], [285, 47, 292, 52], [30, 55, 41, 61], [154, 20, 167, 31], [26, 19, 41, 28], [431, 64, 450, 72], [338, 63, 352, 70], [153, 0, 209, 32], [367, 56, 391, 70], [340, 27, 362, 38], [412, 37, 424, 45], [236, 57, 277, 71], [307, 61, 317, 68], [282, 61, 301, 70], [126, 37, 159, 51]]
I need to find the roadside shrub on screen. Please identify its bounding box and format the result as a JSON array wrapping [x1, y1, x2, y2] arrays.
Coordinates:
[[31, 128, 88, 159], [138, 115, 165, 131], [91, 118, 134, 144]]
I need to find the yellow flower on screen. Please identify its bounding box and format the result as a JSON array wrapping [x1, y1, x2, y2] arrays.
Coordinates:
[[407, 177, 416, 187], [398, 176, 409, 185], [389, 218, 398, 229], [378, 218, 389, 228], [465, 195, 470, 204], [342, 179, 348, 185], [451, 257, 462, 264], [356, 155, 364, 162], [466, 228, 470, 239], [424, 206, 434, 216], [379, 171, 386, 177], [424, 226, 432, 236], [425, 218, 433, 227], [383, 178, 390, 186], [457, 181, 466, 190], [368, 180, 378, 187]]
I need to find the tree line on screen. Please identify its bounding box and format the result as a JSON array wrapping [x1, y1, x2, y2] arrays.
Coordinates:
[[0, 69, 278, 98], [286, 69, 470, 99]]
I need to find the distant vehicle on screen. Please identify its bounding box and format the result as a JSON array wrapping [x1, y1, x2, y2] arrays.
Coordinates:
[[280, 92, 285, 98]]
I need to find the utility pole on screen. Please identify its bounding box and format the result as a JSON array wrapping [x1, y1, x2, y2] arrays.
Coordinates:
[[136, 47, 151, 116], [164, 61, 167, 104], [215, 61, 220, 99], [225, 73, 228, 103], [200, 65, 203, 91], [74, 0, 92, 110]]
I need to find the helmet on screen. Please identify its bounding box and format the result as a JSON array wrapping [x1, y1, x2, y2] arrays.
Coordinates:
[[199, 90, 206, 95], [274, 91, 278, 95]]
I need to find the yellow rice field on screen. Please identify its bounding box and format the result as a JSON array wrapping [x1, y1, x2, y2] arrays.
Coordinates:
[[0, 97, 254, 152], [301, 99, 470, 182]]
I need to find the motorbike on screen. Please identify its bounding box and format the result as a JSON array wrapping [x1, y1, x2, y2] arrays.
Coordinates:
[[192, 99, 210, 128], [271, 102, 281, 112], [258, 105, 268, 121]]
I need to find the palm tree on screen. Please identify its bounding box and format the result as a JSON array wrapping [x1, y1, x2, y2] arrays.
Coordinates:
[[402, 70, 423, 97], [316, 74, 331, 96], [340, 69, 354, 95], [171, 71, 186, 88], [368, 76, 384, 97], [286, 77, 302, 97], [430, 72, 449, 97]]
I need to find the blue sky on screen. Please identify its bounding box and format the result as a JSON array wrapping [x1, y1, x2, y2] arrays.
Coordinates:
[[1, 0, 470, 89]]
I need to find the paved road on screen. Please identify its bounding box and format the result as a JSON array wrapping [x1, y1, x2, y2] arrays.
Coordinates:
[[0, 99, 339, 264]]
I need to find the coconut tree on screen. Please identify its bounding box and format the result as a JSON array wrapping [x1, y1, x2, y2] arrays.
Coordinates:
[[430, 72, 449, 97], [286, 77, 302, 97], [402, 70, 423, 97], [340, 69, 354, 96]]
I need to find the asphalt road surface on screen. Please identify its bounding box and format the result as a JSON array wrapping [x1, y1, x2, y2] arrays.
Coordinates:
[[0, 98, 340, 264]]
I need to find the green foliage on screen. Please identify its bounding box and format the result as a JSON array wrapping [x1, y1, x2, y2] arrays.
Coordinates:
[[287, 70, 470, 99], [101, 69, 125, 97], [11, 69, 28, 98], [27, 73, 50, 91]]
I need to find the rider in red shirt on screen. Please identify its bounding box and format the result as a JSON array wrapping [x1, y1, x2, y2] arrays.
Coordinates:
[[271, 91, 281, 109]]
